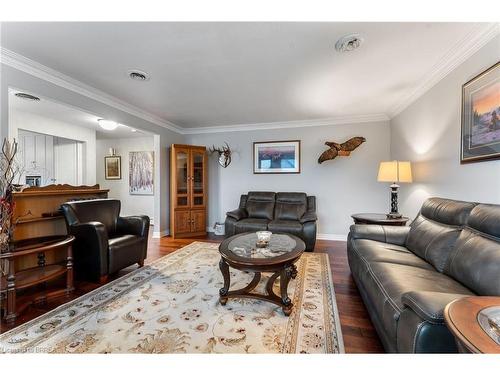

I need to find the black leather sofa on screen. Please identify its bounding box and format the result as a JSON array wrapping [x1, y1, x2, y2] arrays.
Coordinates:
[[225, 192, 317, 251], [347, 197, 500, 353], [61, 199, 150, 282]]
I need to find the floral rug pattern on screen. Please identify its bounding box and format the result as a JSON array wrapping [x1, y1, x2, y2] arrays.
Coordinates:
[[0, 242, 344, 353]]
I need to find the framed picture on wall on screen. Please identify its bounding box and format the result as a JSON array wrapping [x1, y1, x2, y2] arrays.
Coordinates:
[[461, 61, 500, 163], [129, 151, 154, 195], [253, 140, 301, 174], [104, 156, 121, 180]]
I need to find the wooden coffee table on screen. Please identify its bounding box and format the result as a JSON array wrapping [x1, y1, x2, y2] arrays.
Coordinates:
[[218, 232, 305, 316], [444, 296, 500, 353]]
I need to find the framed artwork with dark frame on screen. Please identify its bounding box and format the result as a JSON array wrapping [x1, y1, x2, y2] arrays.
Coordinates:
[[104, 156, 121, 180], [461, 61, 500, 164], [253, 140, 301, 174]]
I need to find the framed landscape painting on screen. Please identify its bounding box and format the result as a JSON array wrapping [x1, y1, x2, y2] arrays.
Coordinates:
[[253, 140, 301, 174], [104, 156, 121, 180], [129, 151, 154, 195], [461, 61, 500, 163]]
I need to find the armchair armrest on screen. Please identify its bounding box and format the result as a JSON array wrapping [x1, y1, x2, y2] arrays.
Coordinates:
[[68, 222, 109, 276], [117, 215, 150, 238], [226, 208, 248, 221], [402, 291, 472, 324], [348, 224, 410, 246], [300, 211, 317, 224]]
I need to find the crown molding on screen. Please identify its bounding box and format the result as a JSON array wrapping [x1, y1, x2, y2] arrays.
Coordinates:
[[1, 47, 184, 134], [182, 113, 390, 134], [388, 22, 500, 118]]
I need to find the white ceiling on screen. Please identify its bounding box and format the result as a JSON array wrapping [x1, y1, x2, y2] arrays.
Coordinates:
[[8, 90, 150, 139], [0, 22, 494, 128]]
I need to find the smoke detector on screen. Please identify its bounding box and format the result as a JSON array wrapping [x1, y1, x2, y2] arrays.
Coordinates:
[[335, 34, 364, 53], [14, 92, 40, 101], [127, 69, 150, 81]]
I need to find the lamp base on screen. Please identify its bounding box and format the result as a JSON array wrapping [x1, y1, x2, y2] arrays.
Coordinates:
[[386, 212, 403, 219]]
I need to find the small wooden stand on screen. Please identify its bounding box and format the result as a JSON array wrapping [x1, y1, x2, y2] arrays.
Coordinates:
[[0, 235, 75, 324]]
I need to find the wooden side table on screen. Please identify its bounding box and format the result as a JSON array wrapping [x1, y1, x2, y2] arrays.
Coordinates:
[[351, 213, 409, 226], [444, 296, 500, 353], [0, 235, 75, 324]]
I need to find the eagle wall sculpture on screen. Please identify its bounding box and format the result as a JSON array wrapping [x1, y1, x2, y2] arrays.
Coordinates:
[[318, 136, 366, 164]]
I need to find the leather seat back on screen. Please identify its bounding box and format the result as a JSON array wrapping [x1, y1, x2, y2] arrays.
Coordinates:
[[62, 199, 121, 236], [444, 204, 500, 296], [245, 192, 276, 220], [405, 198, 476, 272], [274, 192, 307, 221]]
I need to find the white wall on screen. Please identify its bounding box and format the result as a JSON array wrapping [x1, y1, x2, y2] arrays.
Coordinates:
[[96, 136, 155, 220], [9, 109, 96, 185], [391, 35, 500, 218], [187, 120, 391, 238]]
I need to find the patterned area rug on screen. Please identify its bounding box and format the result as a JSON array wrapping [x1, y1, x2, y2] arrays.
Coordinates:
[[0, 242, 344, 353]]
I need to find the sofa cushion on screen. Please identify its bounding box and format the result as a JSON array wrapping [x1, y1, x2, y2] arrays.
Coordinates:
[[234, 218, 269, 233], [268, 219, 303, 237], [245, 192, 276, 220], [359, 262, 473, 344], [405, 198, 476, 272], [444, 204, 500, 296], [274, 192, 307, 221], [351, 238, 434, 270]]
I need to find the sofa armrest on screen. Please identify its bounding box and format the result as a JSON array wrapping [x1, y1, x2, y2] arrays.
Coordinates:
[[117, 215, 150, 238], [226, 208, 248, 221], [300, 211, 317, 224], [348, 224, 410, 246], [402, 291, 472, 324]]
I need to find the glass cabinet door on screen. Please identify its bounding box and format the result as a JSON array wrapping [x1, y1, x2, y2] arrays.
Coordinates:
[[191, 149, 205, 207], [175, 149, 189, 208]]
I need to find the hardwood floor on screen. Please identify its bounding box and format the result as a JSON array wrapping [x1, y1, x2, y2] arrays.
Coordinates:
[[0, 234, 384, 353]]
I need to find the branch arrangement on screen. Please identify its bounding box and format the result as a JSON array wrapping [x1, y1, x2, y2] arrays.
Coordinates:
[[0, 138, 19, 256]]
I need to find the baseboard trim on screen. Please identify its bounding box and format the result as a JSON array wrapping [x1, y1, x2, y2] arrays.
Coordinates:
[[317, 233, 348, 241], [152, 230, 169, 238]]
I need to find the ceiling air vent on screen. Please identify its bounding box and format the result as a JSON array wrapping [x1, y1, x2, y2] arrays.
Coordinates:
[[14, 92, 40, 101], [335, 34, 364, 53], [128, 70, 150, 81]]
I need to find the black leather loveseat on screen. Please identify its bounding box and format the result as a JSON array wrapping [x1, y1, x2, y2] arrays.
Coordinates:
[[225, 192, 317, 251], [347, 197, 500, 353], [62, 199, 150, 282]]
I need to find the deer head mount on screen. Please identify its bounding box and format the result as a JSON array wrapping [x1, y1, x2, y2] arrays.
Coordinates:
[[209, 142, 232, 168]]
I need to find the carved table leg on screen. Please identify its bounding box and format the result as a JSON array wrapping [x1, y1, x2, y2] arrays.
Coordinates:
[[280, 264, 298, 316], [6, 259, 17, 324], [219, 258, 230, 305]]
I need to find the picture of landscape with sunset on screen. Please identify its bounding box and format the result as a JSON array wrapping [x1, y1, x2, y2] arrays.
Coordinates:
[[470, 79, 500, 148]]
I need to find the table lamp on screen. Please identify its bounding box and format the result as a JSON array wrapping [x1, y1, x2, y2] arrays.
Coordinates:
[[377, 161, 412, 218]]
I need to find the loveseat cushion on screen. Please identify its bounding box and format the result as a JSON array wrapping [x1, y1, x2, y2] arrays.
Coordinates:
[[234, 218, 269, 233], [268, 219, 303, 237], [274, 192, 307, 221], [444, 204, 500, 296], [245, 192, 276, 220], [405, 198, 476, 272], [351, 238, 434, 270]]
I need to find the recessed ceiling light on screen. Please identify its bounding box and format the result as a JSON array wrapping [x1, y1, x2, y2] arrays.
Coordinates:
[[335, 34, 363, 53], [127, 69, 150, 81], [130, 128, 137, 132], [98, 119, 119, 131], [15, 92, 40, 101]]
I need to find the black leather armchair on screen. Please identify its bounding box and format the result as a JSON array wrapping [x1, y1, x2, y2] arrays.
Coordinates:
[[61, 199, 150, 282], [225, 192, 317, 251]]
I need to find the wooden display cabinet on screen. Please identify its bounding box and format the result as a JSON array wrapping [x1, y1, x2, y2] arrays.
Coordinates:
[[170, 145, 207, 238]]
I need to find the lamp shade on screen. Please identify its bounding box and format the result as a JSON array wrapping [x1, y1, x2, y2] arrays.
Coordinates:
[[377, 161, 412, 183]]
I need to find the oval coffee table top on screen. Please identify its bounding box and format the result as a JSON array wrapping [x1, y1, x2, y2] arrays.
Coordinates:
[[219, 232, 305, 266]]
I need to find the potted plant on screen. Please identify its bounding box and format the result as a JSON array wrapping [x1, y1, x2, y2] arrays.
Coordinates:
[[0, 138, 18, 275]]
